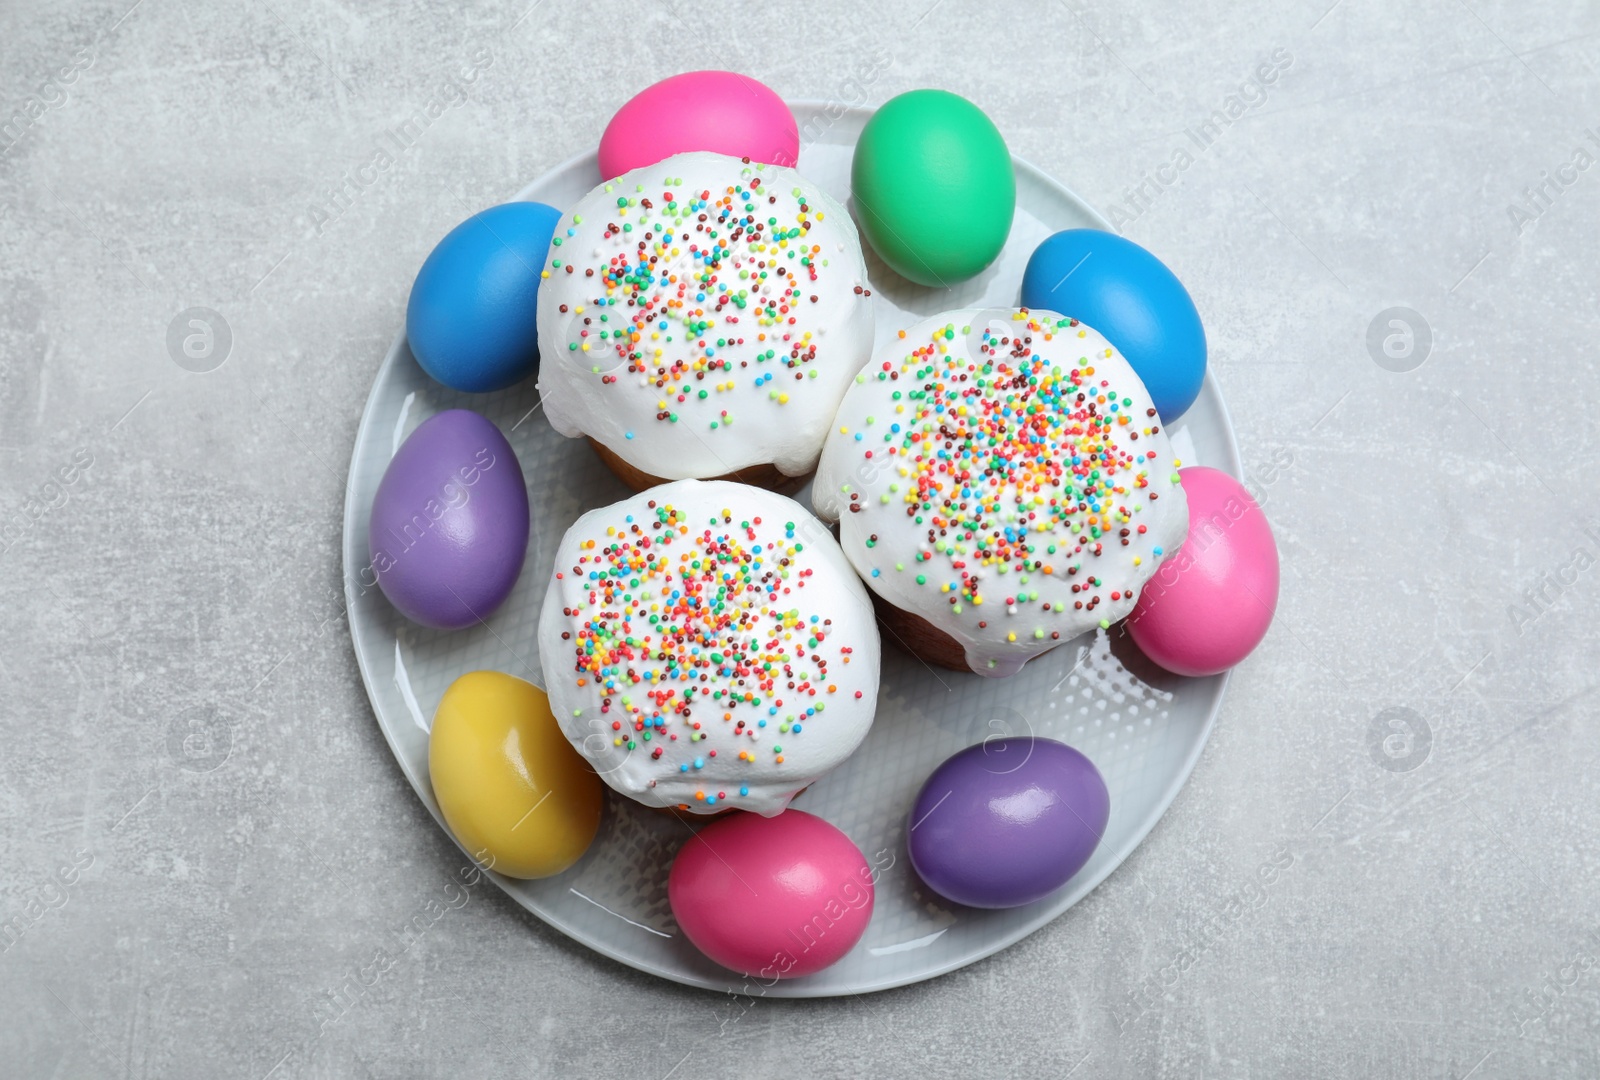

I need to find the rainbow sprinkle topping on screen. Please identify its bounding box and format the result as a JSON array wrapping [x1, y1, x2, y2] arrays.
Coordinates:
[[836, 310, 1182, 637], [542, 161, 868, 433], [553, 499, 865, 805]]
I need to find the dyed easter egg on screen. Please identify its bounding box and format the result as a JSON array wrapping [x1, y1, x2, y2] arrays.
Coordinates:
[[1126, 466, 1279, 677], [1020, 229, 1206, 421], [368, 409, 529, 630], [429, 672, 602, 878], [406, 201, 562, 393], [851, 89, 1015, 286], [598, 70, 799, 180], [669, 810, 874, 978], [907, 737, 1109, 909]]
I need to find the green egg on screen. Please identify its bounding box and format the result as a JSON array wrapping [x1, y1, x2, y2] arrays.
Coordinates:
[[851, 89, 1016, 287]]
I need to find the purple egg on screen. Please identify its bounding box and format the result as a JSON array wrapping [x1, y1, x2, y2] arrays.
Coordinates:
[[368, 409, 528, 630], [907, 737, 1109, 909]]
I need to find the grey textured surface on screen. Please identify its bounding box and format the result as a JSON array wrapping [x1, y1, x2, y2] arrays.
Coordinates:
[[1, 0, 1597, 1076]]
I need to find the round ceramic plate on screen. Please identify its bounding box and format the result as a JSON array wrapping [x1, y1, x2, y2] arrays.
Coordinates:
[[343, 101, 1240, 997]]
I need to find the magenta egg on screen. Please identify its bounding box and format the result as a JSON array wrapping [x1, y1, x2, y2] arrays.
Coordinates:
[[367, 409, 529, 630], [1126, 466, 1279, 676], [669, 810, 875, 979], [598, 70, 799, 180]]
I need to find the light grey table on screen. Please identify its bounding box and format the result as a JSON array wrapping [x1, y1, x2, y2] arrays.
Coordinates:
[[3, 0, 1597, 1076]]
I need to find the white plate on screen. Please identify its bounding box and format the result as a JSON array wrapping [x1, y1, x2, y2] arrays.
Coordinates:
[[342, 102, 1240, 997]]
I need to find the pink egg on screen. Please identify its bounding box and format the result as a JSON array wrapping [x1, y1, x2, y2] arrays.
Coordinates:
[[1126, 466, 1279, 677], [668, 810, 874, 979], [598, 70, 799, 180]]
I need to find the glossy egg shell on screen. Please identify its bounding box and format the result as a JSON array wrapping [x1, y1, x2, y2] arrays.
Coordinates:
[[850, 89, 1015, 286], [907, 737, 1108, 909], [669, 810, 874, 978], [1019, 229, 1207, 421], [406, 201, 562, 393], [1126, 466, 1279, 677], [598, 70, 799, 180], [368, 409, 529, 630], [428, 672, 602, 879]]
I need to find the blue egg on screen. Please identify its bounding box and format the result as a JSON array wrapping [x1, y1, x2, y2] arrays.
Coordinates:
[[406, 201, 562, 393], [1020, 229, 1206, 421]]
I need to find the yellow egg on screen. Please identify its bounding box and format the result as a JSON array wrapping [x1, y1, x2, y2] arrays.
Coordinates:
[[428, 671, 602, 878]]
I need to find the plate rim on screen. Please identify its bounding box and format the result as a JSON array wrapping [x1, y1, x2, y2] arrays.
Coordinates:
[[342, 99, 1241, 997]]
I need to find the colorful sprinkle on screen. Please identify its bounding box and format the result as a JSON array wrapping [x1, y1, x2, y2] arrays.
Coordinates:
[[550, 167, 870, 434], [559, 500, 864, 781], [840, 311, 1174, 640]]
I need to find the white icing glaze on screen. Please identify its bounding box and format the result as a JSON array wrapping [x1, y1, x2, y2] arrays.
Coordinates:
[[538, 480, 881, 815], [813, 308, 1189, 677], [536, 151, 875, 480]]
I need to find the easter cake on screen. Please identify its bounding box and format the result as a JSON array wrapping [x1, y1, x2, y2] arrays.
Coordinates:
[[535, 151, 875, 492], [812, 307, 1190, 677], [536, 480, 881, 815]]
